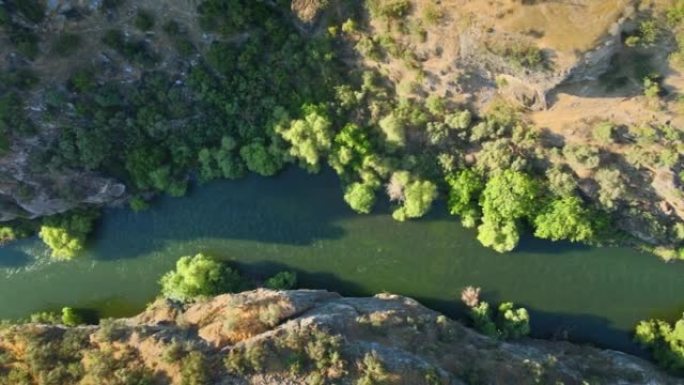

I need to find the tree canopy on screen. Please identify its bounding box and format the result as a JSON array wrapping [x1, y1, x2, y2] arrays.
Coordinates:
[[160, 253, 245, 301]]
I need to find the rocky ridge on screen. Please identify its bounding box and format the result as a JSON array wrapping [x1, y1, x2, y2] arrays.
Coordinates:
[[1, 290, 680, 384]]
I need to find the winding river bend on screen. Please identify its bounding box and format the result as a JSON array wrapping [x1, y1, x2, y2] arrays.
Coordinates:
[[1, 167, 683, 355]]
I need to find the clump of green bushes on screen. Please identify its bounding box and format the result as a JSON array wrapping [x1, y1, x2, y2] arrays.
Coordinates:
[[38, 210, 99, 260], [461, 286, 530, 340]]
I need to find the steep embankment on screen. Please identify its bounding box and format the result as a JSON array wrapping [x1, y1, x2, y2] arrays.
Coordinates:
[[0, 290, 679, 384]]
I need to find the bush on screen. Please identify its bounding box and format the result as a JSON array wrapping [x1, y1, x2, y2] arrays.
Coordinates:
[[593, 122, 614, 144], [160, 253, 246, 301], [264, 271, 297, 290], [344, 182, 376, 214], [461, 289, 530, 340], [39, 210, 98, 260], [563, 144, 600, 169], [61, 307, 85, 326], [534, 196, 594, 242], [391, 175, 437, 222], [181, 351, 210, 385], [635, 314, 684, 372]]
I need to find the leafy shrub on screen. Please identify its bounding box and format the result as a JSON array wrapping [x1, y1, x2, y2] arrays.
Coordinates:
[[356, 352, 389, 385], [389, 172, 437, 221], [344, 182, 377, 214], [635, 314, 684, 372], [160, 253, 246, 301], [39, 210, 98, 260], [446, 169, 483, 228], [264, 271, 298, 290], [276, 105, 333, 173], [593, 122, 615, 144], [461, 287, 530, 340], [181, 351, 210, 385], [61, 307, 85, 326], [563, 144, 600, 169], [534, 196, 594, 242]]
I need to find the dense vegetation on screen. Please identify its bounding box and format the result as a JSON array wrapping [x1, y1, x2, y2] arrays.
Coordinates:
[[160, 253, 297, 302], [635, 313, 684, 374], [460, 286, 530, 340], [0, 0, 682, 260]]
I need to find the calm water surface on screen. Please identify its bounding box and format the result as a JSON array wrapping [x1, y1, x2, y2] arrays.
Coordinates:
[[1, 168, 682, 355]]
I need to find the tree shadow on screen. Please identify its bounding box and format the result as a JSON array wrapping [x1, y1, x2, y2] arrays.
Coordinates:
[[412, 295, 649, 357], [514, 234, 592, 255], [90, 167, 353, 261]]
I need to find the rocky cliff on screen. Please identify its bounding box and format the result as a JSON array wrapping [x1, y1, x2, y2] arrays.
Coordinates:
[[1, 290, 679, 384]]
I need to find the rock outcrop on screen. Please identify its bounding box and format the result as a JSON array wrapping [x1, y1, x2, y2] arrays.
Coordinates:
[[1, 290, 679, 385]]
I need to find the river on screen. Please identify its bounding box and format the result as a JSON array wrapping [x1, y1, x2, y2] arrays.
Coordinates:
[[0, 167, 682, 355]]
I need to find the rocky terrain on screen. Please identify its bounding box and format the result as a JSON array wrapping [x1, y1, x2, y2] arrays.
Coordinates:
[[0, 289, 680, 384]]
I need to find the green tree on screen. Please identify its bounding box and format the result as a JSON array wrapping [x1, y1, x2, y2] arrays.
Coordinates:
[[240, 141, 283, 177], [392, 179, 438, 221], [635, 314, 684, 372], [277, 105, 333, 173], [534, 196, 594, 242], [593, 121, 615, 144], [61, 307, 85, 326], [594, 168, 626, 210], [497, 302, 530, 339], [378, 112, 406, 147], [344, 182, 377, 214], [264, 271, 297, 290], [477, 219, 520, 253], [476, 170, 539, 252], [160, 254, 245, 302], [480, 170, 539, 223], [39, 210, 98, 260], [446, 169, 484, 228]]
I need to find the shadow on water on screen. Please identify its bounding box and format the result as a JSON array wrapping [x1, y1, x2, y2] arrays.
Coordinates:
[[515, 234, 592, 255], [235, 260, 369, 297], [90, 167, 352, 261], [415, 295, 648, 357], [0, 241, 35, 267]]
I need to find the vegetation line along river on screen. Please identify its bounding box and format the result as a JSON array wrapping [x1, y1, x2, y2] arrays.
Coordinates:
[[1, 167, 683, 355]]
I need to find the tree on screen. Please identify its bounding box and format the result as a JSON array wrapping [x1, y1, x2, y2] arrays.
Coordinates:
[[477, 219, 520, 253], [61, 307, 85, 326], [594, 168, 626, 210], [344, 182, 376, 214], [446, 169, 483, 228], [635, 314, 684, 372], [277, 105, 333, 173], [593, 121, 615, 144], [476, 170, 539, 252], [239, 141, 283, 177], [39, 210, 98, 260], [534, 196, 594, 242], [497, 302, 530, 339], [264, 271, 297, 290], [392, 179, 437, 221], [328, 123, 373, 176], [160, 254, 245, 302], [545, 166, 577, 196], [378, 112, 405, 147], [480, 170, 539, 223]]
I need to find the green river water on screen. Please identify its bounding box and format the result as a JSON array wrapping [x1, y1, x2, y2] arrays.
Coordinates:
[[1, 167, 683, 355]]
